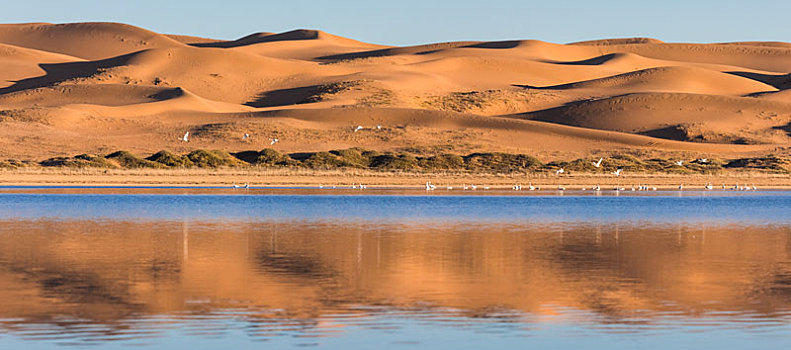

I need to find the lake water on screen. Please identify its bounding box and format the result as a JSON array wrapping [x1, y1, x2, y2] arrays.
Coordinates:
[[1, 188, 791, 349]]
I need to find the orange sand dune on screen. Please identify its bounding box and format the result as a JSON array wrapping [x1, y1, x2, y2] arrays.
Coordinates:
[[0, 22, 185, 60], [0, 22, 790, 161]]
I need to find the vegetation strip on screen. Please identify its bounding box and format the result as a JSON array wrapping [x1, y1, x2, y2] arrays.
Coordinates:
[[1, 149, 790, 174]]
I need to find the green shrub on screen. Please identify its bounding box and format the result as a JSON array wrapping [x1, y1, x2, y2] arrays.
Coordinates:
[[41, 154, 117, 168], [464, 153, 542, 172], [106, 151, 164, 169], [147, 150, 194, 167], [370, 153, 419, 170], [187, 150, 243, 168]]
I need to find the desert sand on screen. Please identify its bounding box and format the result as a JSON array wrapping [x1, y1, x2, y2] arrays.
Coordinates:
[[1, 22, 790, 173]]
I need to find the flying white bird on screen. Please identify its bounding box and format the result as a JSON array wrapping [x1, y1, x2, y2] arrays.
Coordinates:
[[181, 132, 189, 142], [592, 157, 603, 168], [698, 158, 709, 163], [270, 138, 279, 145], [612, 169, 623, 176], [675, 160, 684, 166], [376, 125, 382, 130], [555, 168, 565, 175], [354, 125, 364, 132], [242, 133, 250, 141]]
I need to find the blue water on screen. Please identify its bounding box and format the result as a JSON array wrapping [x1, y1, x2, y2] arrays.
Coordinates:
[[1, 189, 791, 349], [0, 191, 788, 224]]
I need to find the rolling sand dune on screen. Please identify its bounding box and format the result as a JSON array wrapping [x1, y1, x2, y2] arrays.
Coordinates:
[[0, 22, 790, 161]]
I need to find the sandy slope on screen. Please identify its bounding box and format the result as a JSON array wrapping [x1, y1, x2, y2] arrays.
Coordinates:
[[0, 22, 790, 161]]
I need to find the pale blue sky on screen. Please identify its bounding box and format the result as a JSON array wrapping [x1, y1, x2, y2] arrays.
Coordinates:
[[1, 0, 789, 45]]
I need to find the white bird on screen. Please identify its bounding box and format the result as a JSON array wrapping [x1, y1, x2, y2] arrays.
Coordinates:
[[483, 186, 490, 190], [471, 184, 478, 190], [555, 168, 565, 175], [354, 125, 364, 132], [557, 185, 566, 191], [612, 169, 623, 176], [678, 184, 684, 191], [270, 138, 279, 145], [528, 183, 535, 191], [592, 157, 603, 168], [181, 132, 189, 142], [376, 125, 382, 130], [352, 183, 358, 189], [319, 185, 324, 189], [752, 185, 757, 191], [232, 182, 240, 189], [446, 185, 453, 190], [463, 184, 470, 191], [698, 158, 709, 164], [244, 183, 250, 189], [425, 182, 437, 191], [593, 184, 601, 191], [705, 183, 713, 190], [675, 160, 684, 166], [242, 133, 250, 141]]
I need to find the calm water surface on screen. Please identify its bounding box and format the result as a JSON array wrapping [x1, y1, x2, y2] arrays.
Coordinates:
[[1, 188, 791, 349]]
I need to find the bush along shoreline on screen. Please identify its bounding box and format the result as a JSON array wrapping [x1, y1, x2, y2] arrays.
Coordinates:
[[2, 148, 790, 174]]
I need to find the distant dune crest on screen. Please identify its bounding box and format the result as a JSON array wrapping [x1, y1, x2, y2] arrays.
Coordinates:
[[0, 21, 789, 160]]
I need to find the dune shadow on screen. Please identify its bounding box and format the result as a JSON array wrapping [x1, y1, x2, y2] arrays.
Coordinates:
[[317, 40, 517, 61], [463, 40, 523, 49], [639, 125, 691, 142], [244, 85, 328, 108], [773, 122, 791, 137], [726, 72, 791, 90], [0, 53, 136, 96], [547, 53, 619, 66], [192, 29, 321, 49]]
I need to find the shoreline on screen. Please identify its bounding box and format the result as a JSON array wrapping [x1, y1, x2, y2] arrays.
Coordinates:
[[1, 168, 790, 190]]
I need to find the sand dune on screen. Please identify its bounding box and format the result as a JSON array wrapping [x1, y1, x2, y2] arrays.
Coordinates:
[[0, 22, 185, 60], [525, 93, 791, 144], [533, 66, 777, 96], [0, 21, 790, 160]]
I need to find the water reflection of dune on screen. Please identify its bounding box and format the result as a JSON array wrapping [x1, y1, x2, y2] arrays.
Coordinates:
[[1, 220, 790, 341]]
